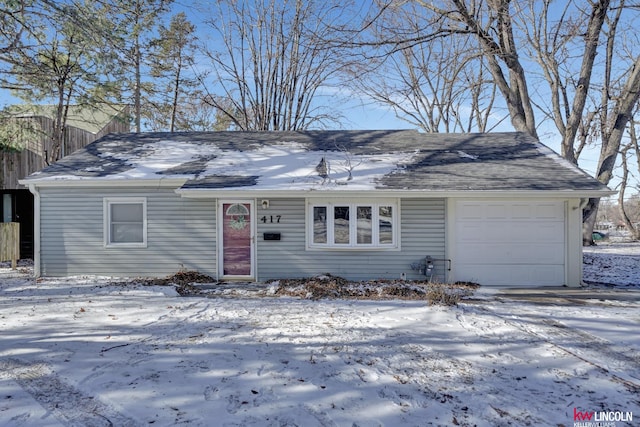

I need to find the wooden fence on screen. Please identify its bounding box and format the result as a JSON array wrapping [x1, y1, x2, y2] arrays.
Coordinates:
[[1, 222, 20, 269]]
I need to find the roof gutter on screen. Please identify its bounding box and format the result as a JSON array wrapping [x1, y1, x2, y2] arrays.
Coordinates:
[[18, 178, 188, 188], [175, 188, 616, 199]]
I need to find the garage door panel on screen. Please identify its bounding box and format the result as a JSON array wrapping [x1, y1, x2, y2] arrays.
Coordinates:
[[456, 264, 565, 286], [456, 243, 504, 263], [505, 222, 564, 242], [457, 221, 564, 243], [457, 203, 485, 220], [455, 200, 566, 287], [456, 223, 487, 242], [485, 222, 508, 236], [458, 201, 565, 222], [458, 242, 563, 264], [512, 204, 534, 219], [535, 203, 565, 219], [508, 243, 564, 263], [486, 203, 509, 219], [534, 222, 565, 242]]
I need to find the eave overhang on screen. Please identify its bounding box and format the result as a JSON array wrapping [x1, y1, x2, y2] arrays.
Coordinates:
[[18, 178, 189, 188], [19, 177, 615, 199], [174, 187, 616, 200]]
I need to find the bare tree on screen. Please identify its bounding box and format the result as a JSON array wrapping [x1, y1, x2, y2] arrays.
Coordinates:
[[412, 0, 539, 137], [200, 0, 351, 131], [616, 119, 640, 239], [515, 0, 640, 243], [356, 0, 640, 244], [397, 0, 620, 144], [581, 10, 640, 243], [350, 1, 499, 133]]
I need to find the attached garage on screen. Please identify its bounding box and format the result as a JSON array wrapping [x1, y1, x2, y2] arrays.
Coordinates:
[[452, 200, 569, 287]]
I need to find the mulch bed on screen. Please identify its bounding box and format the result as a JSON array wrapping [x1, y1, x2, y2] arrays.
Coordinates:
[[139, 271, 480, 305], [270, 274, 479, 304]]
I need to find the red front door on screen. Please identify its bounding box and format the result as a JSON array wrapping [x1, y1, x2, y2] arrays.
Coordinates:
[[221, 202, 253, 277]]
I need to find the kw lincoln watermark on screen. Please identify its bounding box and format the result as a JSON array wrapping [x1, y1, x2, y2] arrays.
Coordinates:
[[573, 407, 633, 427]]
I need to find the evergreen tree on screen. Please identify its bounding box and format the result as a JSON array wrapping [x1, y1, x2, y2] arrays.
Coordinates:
[[147, 11, 199, 131], [102, 0, 174, 132], [2, 1, 120, 163]]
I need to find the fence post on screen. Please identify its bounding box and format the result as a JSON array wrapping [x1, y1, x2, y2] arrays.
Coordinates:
[[1, 222, 20, 269]]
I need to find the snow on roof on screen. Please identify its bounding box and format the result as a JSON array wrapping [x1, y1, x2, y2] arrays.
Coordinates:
[[22, 130, 613, 194], [175, 142, 418, 191], [457, 150, 479, 160], [35, 139, 418, 191], [532, 139, 595, 176]]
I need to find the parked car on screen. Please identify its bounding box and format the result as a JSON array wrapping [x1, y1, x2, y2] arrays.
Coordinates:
[[592, 231, 607, 241]]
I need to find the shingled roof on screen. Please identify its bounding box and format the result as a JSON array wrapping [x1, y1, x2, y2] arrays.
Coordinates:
[[22, 130, 611, 195]]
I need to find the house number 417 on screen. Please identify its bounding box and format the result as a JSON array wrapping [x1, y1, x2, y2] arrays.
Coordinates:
[[260, 215, 281, 223]]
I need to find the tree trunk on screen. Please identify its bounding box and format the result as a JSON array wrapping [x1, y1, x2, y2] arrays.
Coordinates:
[[561, 0, 610, 165], [582, 197, 600, 245], [450, 0, 538, 138], [134, 36, 141, 133], [618, 138, 640, 240], [618, 168, 640, 240], [170, 55, 181, 132], [582, 55, 640, 244]]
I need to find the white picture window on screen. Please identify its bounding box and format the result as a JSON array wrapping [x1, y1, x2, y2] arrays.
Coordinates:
[[308, 200, 398, 249], [104, 198, 147, 247]]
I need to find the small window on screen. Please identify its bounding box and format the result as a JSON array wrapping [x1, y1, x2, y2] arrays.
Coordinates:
[[104, 198, 147, 247], [308, 200, 398, 249]]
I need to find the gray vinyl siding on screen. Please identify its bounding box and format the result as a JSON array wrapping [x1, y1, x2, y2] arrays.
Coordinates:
[[256, 198, 445, 281], [40, 190, 444, 281], [39, 187, 216, 277]]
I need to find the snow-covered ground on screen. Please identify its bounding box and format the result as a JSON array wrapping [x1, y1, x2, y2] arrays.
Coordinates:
[[1, 243, 639, 427], [583, 240, 640, 287]]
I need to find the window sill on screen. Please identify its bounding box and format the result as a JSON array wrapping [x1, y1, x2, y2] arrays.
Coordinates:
[[306, 245, 400, 251], [105, 243, 148, 249]]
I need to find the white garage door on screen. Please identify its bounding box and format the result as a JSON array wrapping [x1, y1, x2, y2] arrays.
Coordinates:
[[454, 200, 566, 287]]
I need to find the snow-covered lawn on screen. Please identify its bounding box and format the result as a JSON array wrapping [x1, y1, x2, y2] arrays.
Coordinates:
[[1, 244, 639, 427]]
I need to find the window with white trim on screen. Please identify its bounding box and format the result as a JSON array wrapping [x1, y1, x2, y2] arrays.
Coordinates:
[[308, 201, 398, 249], [104, 197, 147, 247]]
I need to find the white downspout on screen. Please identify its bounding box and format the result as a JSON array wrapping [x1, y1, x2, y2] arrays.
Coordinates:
[[27, 184, 41, 277]]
